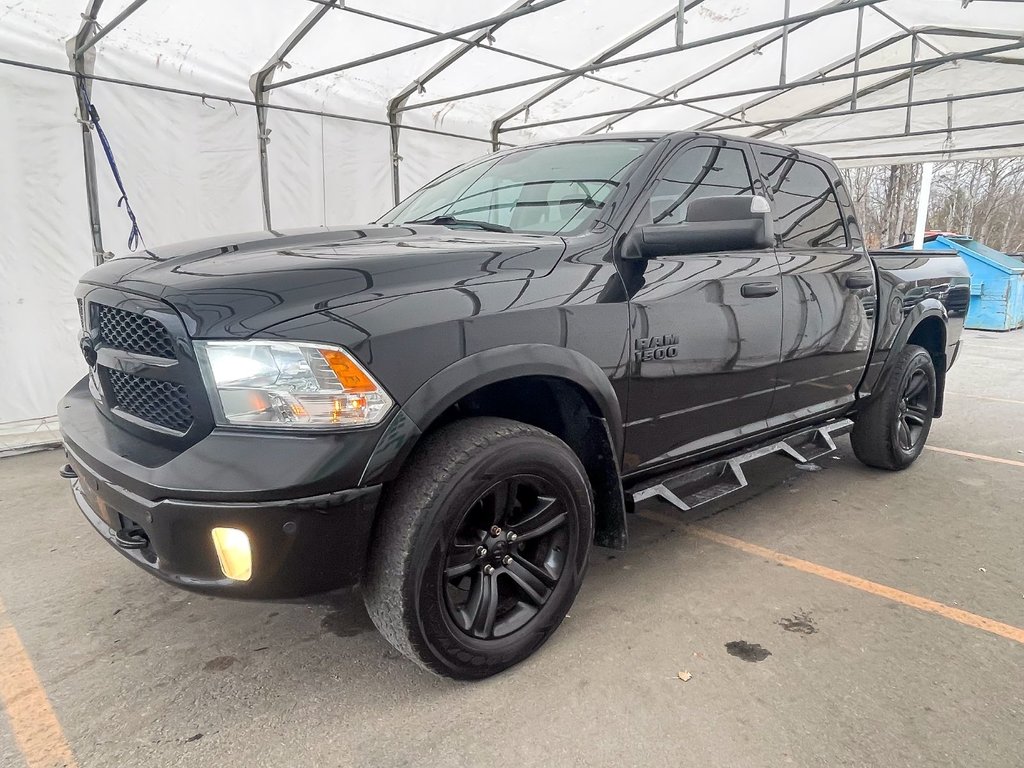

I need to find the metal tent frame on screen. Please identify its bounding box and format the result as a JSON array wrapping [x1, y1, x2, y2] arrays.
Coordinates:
[[21, 0, 1024, 262], [5, 0, 1024, 448]]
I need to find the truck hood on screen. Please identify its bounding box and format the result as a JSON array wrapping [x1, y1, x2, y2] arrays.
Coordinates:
[[80, 225, 566, 337]]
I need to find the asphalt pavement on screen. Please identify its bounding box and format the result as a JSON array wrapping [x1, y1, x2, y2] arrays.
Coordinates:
[[1, 328, 1021, 768]]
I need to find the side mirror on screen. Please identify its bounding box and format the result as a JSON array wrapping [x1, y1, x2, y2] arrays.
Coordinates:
[[628, 195, 775, 258]]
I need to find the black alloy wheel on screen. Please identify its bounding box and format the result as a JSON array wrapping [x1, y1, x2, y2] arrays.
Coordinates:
[[895, 368, 932, 452], [851, 343, 937, 470], [442, 475, 570, 640], [363, 417, 594, 679]]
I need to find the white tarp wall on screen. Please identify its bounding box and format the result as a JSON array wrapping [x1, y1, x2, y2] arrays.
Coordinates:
[[2, 16, 94, 450], [2, 0, 1023, 450]]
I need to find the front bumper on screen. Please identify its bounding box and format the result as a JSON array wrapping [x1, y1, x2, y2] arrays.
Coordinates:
[[60, 377, 388, 598], [66, 447, 381, 598]]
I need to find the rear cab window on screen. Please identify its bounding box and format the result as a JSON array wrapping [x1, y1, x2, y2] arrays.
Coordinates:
[[754, 150, 849, 248]]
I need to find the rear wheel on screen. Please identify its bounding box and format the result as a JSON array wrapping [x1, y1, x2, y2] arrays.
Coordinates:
[[851, 344, 937, 470], [363, 417, 593, 679]]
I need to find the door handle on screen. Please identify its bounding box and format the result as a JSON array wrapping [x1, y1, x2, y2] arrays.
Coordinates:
[[845, 274, 874, 289], [740, 282, 779, 298]]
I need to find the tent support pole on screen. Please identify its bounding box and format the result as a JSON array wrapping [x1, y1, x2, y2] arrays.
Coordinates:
[[906, 34, 919, 134], [268, 0, 567, 92], [68, 0, 105, 265], [690, 29, 908, 134], [400, 0, 884, 115], [742, 20, 991, 140], [388, 119, 402, 207], [491, 5, 693, 143], [790, 118, 1024, 148], [348, 3, 716, 156], [755, 85, 1024, 132], [917, 26, 1023, 41], [0, 56, 501, 146], [779, 0, 791, 86], [344, 3, 633, 89], [387, 0, 533, 205], [514, 40, 1019, 134], [68, 0, 153, 259], [870, 6, 946, 56], [851, 6, 864, 110], [253, 101, 273, 230], [835, 141, 1024, 163], [587, 0, 868, 135], [73, 0, 150, 56], [250, 3, 334, 230], [750, 58, 929, 139], [913, 163, 935, 249]]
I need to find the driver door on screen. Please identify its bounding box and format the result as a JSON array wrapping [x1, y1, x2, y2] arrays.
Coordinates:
[[621, 138, 784, 474]]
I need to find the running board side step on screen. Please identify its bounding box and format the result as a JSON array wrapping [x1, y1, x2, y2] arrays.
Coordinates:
[[631, 419, 854, 513]]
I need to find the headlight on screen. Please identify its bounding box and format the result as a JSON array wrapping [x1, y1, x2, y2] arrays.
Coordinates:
[[195, 341, 392, 428]]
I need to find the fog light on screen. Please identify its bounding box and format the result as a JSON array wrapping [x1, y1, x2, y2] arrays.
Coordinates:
[[211, 527, 252, 582]]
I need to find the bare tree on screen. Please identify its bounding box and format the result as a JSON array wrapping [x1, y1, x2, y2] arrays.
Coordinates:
[[842, 157, 1024, 253]]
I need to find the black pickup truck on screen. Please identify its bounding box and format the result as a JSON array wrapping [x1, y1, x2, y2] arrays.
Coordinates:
[[60, 132, 970, 679]]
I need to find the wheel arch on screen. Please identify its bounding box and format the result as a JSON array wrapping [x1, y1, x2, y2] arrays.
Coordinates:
[[361, 345, 628, 549], [907, 314, 946, 359], [872, 302, 949, 417]]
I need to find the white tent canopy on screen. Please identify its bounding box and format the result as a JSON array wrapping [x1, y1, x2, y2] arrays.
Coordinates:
[[2, 0, 1023, 450]]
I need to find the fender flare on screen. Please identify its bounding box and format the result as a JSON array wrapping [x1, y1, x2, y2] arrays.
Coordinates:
[[866, 299, 948, 401], [360, 344, 624, 485]]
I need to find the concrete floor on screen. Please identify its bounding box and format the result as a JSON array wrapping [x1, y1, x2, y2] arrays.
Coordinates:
[[1, 329, 1022, 768]]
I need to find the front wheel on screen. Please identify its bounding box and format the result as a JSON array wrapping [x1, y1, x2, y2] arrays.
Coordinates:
[[851, 344, 937, 470], [363, 417, 593, 679]]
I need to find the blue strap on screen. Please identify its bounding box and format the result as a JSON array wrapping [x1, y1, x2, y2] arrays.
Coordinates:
[[79, 80, 145, 252]]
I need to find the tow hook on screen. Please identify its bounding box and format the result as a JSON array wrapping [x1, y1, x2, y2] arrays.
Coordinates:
[[114, 528, 149, 550], [58, 463, 78, 479]]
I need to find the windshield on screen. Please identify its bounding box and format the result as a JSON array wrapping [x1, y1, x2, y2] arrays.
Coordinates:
[[379, 140, 653, 235]]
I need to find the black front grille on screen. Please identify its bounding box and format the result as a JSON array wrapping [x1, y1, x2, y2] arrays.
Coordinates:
[[98, 305, 176, 359], [107, 369, 194, 432]]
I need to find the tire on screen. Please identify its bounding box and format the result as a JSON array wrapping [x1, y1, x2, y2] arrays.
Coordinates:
[[851, 344, 937, 470], [363, 417, 594, 679]]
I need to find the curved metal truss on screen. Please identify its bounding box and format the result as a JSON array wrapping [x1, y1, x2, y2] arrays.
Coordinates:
[[6, 0, 1021, 249], [253, 0, 1024, 211]]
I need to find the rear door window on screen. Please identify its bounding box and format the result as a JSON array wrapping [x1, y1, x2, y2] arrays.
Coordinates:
[[756, 151, 848, 248]]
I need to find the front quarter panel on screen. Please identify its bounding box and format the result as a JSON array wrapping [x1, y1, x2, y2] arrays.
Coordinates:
[[258, 238, 632, 477]]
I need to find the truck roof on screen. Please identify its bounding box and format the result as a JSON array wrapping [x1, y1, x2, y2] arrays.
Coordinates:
[[506, 131, 832, 164]]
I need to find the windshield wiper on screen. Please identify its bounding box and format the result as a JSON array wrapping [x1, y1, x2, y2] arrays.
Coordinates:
[[406, 215, 513, 233]]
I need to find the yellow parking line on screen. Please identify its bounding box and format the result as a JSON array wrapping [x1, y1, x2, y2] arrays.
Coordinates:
[[0, 597, 77, 768], [925, 445, 1024, 468], [946, 391, 1024, 406], [638, 510, 1024, 646]]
